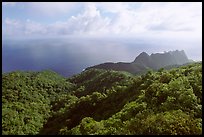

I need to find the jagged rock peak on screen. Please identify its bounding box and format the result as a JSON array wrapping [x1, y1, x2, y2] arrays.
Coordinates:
[[138, 52, 149, 57], [133, 52, 149, 62]]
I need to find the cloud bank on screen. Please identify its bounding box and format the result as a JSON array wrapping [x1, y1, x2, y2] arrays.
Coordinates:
[[2, 2, 202, 38]]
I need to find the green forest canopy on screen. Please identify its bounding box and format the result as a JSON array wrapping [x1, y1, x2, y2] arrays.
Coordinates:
[[2, 62, 202, 135]]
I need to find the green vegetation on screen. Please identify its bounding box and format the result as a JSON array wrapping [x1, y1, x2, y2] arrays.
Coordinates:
[[2, 70, 74, 135], [2, 62, 202, 135]]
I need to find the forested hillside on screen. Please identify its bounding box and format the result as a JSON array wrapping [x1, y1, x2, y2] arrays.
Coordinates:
[[2, 62, 202, 135]]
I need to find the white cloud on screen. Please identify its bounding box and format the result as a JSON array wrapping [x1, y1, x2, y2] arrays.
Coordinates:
[[24, 20, 47, 35], [4, 18, 47, 37], [4, 18, 23, 36], [6, 3, 110, 37], [140, 2, 202, 32], [67, 3, 110, 35], [3, 2, 202, 39], [96, 2, 130, 13], [28, 2, 78, 16], [2, 2, 16, 6]]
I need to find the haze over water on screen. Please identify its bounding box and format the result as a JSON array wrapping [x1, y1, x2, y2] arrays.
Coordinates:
[[2, 2, 202, 77]]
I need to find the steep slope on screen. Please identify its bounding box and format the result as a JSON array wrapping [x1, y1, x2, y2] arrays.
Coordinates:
[[2, 62, 202, 135], [169, 50, 190, 64], [59, 62, 202, 135], [133, 51, 153, 68], [149, 50, 190, 69], [39, 69, 136, 134], [86, 50, 192, 74]]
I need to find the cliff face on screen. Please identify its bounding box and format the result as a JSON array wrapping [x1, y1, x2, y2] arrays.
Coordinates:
[[86, 50, 192, 74], [134, 50, 190, 70], [133, 52, 153, 68]]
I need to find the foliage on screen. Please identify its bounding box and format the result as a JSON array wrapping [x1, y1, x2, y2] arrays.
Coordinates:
[[2, 70, 74, 135], [2, 62, 202, 135]]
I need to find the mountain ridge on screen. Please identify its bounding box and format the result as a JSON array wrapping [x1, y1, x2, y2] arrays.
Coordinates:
[[86, 50, 193, 74]]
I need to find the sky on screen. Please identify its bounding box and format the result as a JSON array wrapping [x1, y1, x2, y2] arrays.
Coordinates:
[[2, 2, 202, 76]]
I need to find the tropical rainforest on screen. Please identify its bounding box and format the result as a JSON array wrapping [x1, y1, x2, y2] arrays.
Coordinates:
[[2, 61, 202, 135]]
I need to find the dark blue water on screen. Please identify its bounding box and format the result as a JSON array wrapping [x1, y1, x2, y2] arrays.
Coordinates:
[[1, 40, 143, 77], [2, 38, 200, 77], [2, 43, 97, 77]]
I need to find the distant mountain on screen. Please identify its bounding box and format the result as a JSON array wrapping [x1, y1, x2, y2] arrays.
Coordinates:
[[86, 50, 193, 74]]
